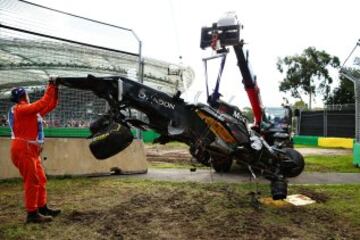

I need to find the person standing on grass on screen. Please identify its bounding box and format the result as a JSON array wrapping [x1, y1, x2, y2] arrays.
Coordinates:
[[8, 77, 61, 223]]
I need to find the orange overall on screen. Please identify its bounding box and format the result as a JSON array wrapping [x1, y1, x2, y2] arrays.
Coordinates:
[[9, 84, 58, 212]]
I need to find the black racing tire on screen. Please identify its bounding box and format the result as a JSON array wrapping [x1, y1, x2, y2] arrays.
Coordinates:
[[212, 157, 233, 173], [89, 115, 111, 135], [89, 122, 133, 160], [271, 179, 288, 200], [282, 148, 305, 178]]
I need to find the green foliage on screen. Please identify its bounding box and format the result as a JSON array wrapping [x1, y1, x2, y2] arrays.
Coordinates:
[[242, 107, 253, 122], [326, 76, 354, 104], [292, 100, 308, 110], [277, 47, 340, 108], [326, 68, 360, 105]]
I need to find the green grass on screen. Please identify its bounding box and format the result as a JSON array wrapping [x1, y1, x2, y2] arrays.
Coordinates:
[[1, 178, 360, 239], [305, 154, 360, 173], [294, 144, 318, 149], [149, 154, 360, 173], [149, 162, 196, 169]]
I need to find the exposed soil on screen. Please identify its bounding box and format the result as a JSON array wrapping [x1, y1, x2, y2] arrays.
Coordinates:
[[145, 146, 191, 163], [0, 144, 358, 240], [1, 178, 360, 240], [145, 145, 351, 164], [298, 148, 352, 156], [60, 185, 360, 240], [297, 188, 330, 203]]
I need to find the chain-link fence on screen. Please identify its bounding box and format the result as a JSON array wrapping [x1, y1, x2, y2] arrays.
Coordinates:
[[0, 0, 194, 136]]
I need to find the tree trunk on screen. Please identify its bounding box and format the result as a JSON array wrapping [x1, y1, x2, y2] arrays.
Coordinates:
[[309, 91, 312, 110]]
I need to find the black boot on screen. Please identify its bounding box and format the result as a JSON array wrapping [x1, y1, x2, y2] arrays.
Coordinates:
[[26, 210, 53, 223], [39, 204, 61, 217]]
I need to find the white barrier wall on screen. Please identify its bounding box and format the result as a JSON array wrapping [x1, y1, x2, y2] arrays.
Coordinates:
[[0, 138, 147, 179]]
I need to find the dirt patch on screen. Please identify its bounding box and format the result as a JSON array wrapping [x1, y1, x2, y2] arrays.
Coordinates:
[[2, 179, 360, 240], [146, 147, 191, 163], [275, 206, 358, 239], [0, 229, 4, 240], [67, 210, 101, 223], [297, 148, 352, 156], [297, 188, 330, 203], [145, 144, 351, 166], [62, 185, 360, 240]]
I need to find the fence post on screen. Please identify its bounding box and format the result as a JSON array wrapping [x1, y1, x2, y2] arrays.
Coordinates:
[[296, 110, 301, 135], [323, 108, 327, 137]]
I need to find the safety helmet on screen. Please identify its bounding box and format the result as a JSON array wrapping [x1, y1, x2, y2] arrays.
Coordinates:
[[10, 87, 26, 103]]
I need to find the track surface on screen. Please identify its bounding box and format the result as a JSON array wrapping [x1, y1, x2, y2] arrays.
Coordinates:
[[140, 146, 358, 184], [112, 168, 360, 184]]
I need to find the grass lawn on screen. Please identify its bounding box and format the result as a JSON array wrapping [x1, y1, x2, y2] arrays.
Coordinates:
[[146, 141, 359, 173], [150, 154, 360, 173], [149, 161, 202, 169], [0, 177, 360, 240], [294, 144, 318, 148], [305, 154, 360, 173]]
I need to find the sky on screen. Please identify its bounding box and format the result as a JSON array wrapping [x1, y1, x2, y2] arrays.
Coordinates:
[[30, 0, 360, 108]]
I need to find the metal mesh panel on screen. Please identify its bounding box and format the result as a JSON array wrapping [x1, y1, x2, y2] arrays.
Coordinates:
[[0, 0, 139, 53], [0, 28, 140, 88], [0, 0, 194, 93], [0, 87, 106, 128], [0, 0, 195, 132], [341, 41, 360, 141]]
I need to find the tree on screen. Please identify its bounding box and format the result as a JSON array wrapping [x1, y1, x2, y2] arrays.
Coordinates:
[[326, 76, 354, 105], [326, 68, 360, 105], [293, 100, 308, 110], [277, 47, 340, 109]]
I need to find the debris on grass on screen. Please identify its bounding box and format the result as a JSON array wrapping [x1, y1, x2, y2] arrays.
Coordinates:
[[284, 194, 316, 206]]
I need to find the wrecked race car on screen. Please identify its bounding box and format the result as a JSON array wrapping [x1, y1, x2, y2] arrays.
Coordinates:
[[56, 73, 304, 200], [55, 13, 304, 200]]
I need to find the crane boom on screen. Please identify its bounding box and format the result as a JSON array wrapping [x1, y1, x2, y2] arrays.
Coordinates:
[[233, 44, 263, 127], [200, 12, 263, 128]]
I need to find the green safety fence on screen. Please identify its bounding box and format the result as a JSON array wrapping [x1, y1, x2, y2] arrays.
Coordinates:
[[142, 131, 160, 143], [0, 127, 160, 143], [293, 135, 356, 149], [0, 127, 10, 136], [293, 135, 319, 146], [0, 127, 91, 138], [0, 126, 355, 148]]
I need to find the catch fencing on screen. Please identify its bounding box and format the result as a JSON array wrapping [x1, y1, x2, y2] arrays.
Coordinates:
[[0, 0, 193, 138]]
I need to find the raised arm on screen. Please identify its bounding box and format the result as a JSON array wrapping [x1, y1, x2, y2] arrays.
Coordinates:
[[16, 83, 57, 115], [40, 86, 58, 117]]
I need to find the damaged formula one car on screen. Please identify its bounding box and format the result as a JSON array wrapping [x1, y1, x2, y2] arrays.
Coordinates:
[[56, 13, 304, 200]]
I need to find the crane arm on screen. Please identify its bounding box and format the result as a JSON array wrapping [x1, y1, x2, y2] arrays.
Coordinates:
[[233, 44, 263, 127], [200, 12, 264, 128]]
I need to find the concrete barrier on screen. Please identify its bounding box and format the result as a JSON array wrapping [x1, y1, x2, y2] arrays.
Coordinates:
[[0, 138, 148, 179], [318, 137, 354, 149]]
